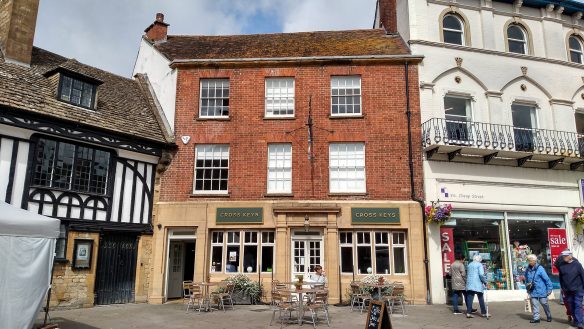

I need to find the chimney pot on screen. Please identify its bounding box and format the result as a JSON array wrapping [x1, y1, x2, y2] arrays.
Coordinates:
[[144, 12, 169, 43], [156, 13, 164, 22]]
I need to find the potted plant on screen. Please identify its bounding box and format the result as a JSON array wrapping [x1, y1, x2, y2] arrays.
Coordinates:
[[296, 274, 304, 284], [425, 202, 453, 225], [378, 276, 385, 285], [294, 281, 303, 291], [572, 208, 584, 234], [222, 274, 264, 305]]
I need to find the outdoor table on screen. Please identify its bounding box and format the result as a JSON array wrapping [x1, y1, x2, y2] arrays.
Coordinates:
[[198, 282, 228, 312], [362, 282, 390, 301], [280, 288, 323, 325]]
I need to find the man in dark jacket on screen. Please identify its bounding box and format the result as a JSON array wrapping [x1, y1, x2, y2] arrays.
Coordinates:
[[555, 249, 584, 329]]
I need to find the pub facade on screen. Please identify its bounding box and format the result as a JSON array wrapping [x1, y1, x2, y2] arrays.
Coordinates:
[[134, 14, 429, 304]]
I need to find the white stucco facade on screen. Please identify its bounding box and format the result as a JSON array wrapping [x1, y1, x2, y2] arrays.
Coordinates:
[[378, 0, 584, 303], [133, 38, 177, 132]]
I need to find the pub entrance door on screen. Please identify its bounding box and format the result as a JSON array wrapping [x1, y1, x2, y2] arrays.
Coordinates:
[[291, 230, 324, 277]]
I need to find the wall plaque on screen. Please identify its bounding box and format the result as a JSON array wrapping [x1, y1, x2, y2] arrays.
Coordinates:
[[351, 208, 400, 224], [216, 207, 264, 224]]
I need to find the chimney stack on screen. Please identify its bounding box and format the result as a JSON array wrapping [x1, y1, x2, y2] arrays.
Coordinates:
[[0, 0, 40, 66], [376, 0, 398, 33], [144, 13, 169, 43]]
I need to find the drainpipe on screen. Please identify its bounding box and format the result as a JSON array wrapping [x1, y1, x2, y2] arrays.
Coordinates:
[[405, 61, 432, 305]]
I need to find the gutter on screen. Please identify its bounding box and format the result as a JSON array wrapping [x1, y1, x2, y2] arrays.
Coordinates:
[[170, 54, 424, 67], [404, 62, 431, 305]]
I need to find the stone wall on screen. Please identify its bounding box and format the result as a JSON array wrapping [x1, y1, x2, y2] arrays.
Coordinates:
[[135, 234, 154, 303], [49, 232, 99, 309]]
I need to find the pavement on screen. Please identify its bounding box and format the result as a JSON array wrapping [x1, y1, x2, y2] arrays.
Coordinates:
[[35, 300, 580, 329]]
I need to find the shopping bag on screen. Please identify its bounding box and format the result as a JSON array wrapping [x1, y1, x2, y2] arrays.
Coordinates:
[[524, 298, 532, 313]]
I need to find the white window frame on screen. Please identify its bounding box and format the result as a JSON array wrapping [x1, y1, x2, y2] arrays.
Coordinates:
[[442, 14, 465, 46], [329, 142, 366, 193], [331, 76, 362, 117], [391, 232, 408, 275], [374, 232, 391, 275], [339, 232, 354, 274], [507, 25, 528, 55], [243, 231, 259, 273], [199, 79, 230, 118], [444, 94, 473, 122], [193, 144, 229, 195], [267, 143, 292, 194], [569, 35, 584, 64], [265, 78, 295, 118], [340, 231, 408, 276], [210, 230, 275, 274], [261, 232, 275, 273]]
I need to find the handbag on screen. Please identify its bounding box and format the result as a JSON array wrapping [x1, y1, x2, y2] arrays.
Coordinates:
[[524, 298, 532, 313]]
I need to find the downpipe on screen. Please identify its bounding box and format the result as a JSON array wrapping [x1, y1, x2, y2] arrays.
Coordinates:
[[405, 62, 432, 305]]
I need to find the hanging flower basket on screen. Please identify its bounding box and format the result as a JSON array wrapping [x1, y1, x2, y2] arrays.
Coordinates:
[[425, 203, 453, 225], [572, 208, 584, 235]]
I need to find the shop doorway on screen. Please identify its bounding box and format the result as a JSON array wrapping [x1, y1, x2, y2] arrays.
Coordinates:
[[291, 231, 323, 276], [165, 229, 196, 300]]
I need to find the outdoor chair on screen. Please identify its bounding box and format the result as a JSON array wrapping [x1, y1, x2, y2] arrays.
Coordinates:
[[186, 284, 204, 313], [211, 283, 235, 312], [182, 280, 193, 305], [386, 282, 406, 316], [270, 290, 298, 328], [350, 282, 372, 313], [303, 290, 330, 328]]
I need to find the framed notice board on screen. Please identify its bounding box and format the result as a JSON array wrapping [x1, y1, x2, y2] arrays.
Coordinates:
[[365, 300, 392, 329]]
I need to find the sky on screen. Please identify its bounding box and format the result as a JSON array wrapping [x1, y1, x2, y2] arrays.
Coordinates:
[[34, 0, 377, 77]]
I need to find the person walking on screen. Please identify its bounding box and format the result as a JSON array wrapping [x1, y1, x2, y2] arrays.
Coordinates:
[[449, 253, 467, 315], [525, 254, 553, 323], [555, 249, 584, 329], [465, 255, 488, 318]]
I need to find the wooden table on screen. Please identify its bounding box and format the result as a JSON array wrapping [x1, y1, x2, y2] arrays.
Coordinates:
[[280, 288, 323, 325], [198, 282, 228, 312]]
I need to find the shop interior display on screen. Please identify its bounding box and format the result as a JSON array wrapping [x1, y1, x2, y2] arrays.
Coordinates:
[[463, 240, 507, 290]]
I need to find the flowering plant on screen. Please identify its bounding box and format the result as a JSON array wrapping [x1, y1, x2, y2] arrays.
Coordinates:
[[425, 203, 452, 225], [572, 208, 584, 234], [360, 274, 392, 295]]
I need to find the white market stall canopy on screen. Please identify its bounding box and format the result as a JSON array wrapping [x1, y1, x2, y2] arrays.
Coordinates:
[[0, 201, 60, 329]]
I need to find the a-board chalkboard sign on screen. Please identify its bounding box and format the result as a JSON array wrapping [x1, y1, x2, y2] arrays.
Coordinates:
[[365, 300, 392, 329]]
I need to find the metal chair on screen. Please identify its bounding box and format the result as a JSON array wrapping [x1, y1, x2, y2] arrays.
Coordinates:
[[186, 284, 204, 313], [303, 290, 330, 328], [182, 280, 193, 305], [350, 281, 372, 313], [211, 283, 235, 312], [270, 290, 298, 328], [386, 282, 406, 316]]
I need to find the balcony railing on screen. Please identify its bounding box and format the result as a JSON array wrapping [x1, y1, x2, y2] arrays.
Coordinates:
[[422, 118, 584, 159]]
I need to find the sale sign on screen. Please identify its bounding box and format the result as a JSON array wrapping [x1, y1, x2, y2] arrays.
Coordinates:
[[548, 228, 568, 275], [441, 227, 454, 276]]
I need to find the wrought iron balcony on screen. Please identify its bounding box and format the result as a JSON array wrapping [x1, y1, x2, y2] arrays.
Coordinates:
[[422, 118, 584, 170]]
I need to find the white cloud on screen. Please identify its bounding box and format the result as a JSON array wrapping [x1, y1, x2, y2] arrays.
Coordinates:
[[33, 0, 376, 77]]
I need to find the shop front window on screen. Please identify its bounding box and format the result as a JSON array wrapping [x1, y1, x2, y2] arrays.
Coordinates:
[[339, 230, 408, 275], [445, 213, 510, 290], [210, 230, 275, 274], [508, 215, 563, 290], [446, 211, 565, 291]]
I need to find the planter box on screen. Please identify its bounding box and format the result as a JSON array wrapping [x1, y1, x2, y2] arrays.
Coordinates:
[[232, 291, 252, 305]]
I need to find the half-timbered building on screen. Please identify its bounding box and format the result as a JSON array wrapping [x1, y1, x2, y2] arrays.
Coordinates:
[[0, 0, 174, 308]]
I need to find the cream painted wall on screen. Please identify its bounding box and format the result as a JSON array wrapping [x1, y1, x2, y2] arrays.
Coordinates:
[[133, 38, 177, 132]]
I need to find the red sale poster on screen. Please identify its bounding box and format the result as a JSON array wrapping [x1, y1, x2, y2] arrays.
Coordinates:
[[548, 228, 568, 275], [441, 227, 454, 276]]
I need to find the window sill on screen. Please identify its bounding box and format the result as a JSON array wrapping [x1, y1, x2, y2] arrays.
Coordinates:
[[328, 192, 368, 197], [196, 117, 231, 121], [263, 116, 296, 120], [329, 114, 364, 119], [264, 193, 294, 198], [190, 193, 231, 198]]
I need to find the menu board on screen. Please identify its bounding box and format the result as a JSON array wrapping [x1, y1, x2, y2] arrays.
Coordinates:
[[365, 301, 392, 329]]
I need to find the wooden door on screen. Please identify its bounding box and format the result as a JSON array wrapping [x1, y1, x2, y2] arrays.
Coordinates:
[[95, 234, 138, 305]]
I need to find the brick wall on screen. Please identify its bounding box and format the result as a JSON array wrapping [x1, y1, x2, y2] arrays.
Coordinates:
[[160, 63, 423, 202]]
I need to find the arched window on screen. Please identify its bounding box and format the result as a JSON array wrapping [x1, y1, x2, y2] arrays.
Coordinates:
[[569, 35, 584, 64], [443, 14, 465, 45], [507, 24, 528, 54]]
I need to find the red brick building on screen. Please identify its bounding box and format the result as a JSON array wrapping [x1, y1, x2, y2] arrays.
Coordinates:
[[134, 14, 427, 304]]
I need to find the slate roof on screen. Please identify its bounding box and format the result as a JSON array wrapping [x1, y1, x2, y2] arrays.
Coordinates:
[[153, 29, 411, 61], [0, 47, 173, 144]]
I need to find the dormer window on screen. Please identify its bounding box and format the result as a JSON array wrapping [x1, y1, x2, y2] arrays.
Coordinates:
[[58, 75, 97, 109]]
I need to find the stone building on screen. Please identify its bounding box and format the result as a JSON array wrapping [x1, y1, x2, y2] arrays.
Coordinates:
[[376, 0, 584, 303], [0, 0, 174, 308], [133, 14, 429, 304]]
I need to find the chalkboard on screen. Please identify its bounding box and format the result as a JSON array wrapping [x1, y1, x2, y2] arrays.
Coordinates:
[[365, 300, 392, 329]]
